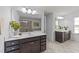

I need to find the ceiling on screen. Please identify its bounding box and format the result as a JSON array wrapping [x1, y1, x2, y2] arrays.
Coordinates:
[[29, 6, 79, 16], [12, 6, 79, 16], [44, 6, 79, 16]]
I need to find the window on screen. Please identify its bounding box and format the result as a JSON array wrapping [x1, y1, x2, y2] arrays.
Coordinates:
[[74, 17, 79, 33]]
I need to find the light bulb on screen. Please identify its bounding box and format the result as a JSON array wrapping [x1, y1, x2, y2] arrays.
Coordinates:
[[21, 8, 27, 13], [57, 16, 64, 19], [27, 9, 32, 14], [32, 10, 37, 15]]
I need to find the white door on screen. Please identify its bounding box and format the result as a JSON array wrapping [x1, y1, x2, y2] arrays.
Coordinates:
[[0, 7, 11, 53], [0, 18, 4, 53]]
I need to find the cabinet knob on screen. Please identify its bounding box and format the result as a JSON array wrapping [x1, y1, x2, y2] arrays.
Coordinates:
[[30, 42, 34, 44]]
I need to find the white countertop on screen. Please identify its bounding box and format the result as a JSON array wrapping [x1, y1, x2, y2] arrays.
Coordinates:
[[55, 29, 70, 32], [5, 31, 46, 41]]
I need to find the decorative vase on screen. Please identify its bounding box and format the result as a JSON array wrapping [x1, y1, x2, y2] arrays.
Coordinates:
[[14, 30, 18, 36]]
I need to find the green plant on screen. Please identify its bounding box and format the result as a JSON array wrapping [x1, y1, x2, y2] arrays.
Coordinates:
[[10, 21, 21, 31]]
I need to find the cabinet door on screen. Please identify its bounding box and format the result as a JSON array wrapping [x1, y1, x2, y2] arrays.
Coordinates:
[[31, 45, 40, 53], [8, 49, 20, 53], [55, 32, 63, 42], [20, 40, 40, 53], [31, 40, 40, 53], [20, 43, 31, 53], [64, 32, 68, 41]]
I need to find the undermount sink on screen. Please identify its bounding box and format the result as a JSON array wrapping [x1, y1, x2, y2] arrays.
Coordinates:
[[12, 35, 21, 38], [11, 31, 46, 39], [11, 33, 35, 38]]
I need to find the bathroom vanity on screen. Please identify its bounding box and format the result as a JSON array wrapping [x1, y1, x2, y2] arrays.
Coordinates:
[[4, 33, 46, 53], [55, 30, 71, 43], [4, 7, 46, 53]]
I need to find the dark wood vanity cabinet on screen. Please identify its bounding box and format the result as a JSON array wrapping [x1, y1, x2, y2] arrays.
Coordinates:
[[20, 37, 40, 53], [55, 32, 63, 42], [4, 35, 46, 53], [40, 35, 46, 52], [55, 31, 71, 43], [4, 40, 20, 53]]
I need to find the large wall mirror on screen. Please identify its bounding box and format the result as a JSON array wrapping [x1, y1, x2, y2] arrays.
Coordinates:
[[11, 7, 42, 32]]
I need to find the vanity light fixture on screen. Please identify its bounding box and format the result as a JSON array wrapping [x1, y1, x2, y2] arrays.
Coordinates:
[[32, 10, 37, 15], [27, 9, 32, 14], [57, 16, 64, 19], [21, 8, 38, 15], [21, 8, 27, 13]]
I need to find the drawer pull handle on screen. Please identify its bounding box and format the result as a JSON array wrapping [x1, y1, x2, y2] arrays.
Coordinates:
[[11, 47, 15, 50], [12, 43, 15, 45], [30, 42, 34, 44]]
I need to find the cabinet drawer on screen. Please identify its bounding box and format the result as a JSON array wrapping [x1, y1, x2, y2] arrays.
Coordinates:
[[20, 43, 31, 53], [41, 42, 46, 46], [41, 45, 46, 52], [30, 40, 40, 46], [8, 49, 20, 53], [21, 40, 40, 47], [20, 37, 40, 44], [20, 40, 40, 53], [5, 45, 19, 52], [5, 40, 19, 47], [31, 45, 40, 53], [41, 39, 46, 42], [41, 35, 46, 39]]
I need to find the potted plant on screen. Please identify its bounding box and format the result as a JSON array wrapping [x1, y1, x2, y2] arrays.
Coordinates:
[[10, 20, 21, 36]]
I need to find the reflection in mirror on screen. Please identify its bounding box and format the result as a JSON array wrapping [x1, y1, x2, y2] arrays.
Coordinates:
[[11, 7, 41, 32], [55, 16, 69, 30], [55, 20, 59, 29], [19, 17, 41, 32]]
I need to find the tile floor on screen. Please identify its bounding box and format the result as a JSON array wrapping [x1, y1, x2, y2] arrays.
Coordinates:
[[44, 40, 79, 53]]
